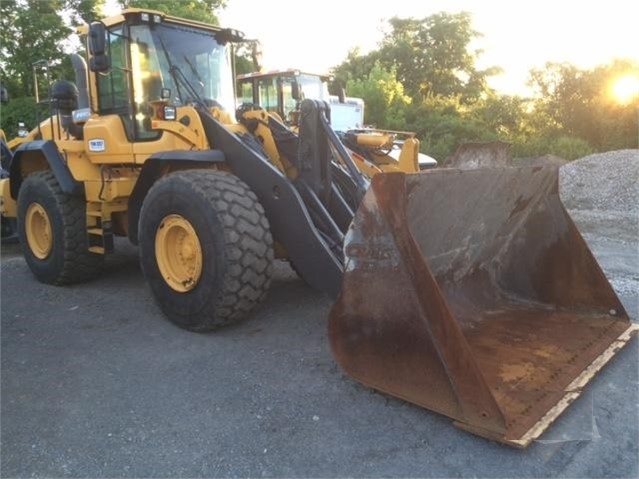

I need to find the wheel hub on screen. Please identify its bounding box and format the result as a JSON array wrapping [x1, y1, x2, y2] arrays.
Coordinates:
[[155, 214, 203, 293], [25, 203, 53, 259]]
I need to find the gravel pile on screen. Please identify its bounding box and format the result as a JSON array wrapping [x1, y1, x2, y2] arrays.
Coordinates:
[[558, 149, 638, 244], [558, 150, 638, 306], [559, 149, 639, 213]]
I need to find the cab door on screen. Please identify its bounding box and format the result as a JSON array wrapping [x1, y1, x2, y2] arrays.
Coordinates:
[[85, 25, 134, 165], [128, 24, 170, 164]]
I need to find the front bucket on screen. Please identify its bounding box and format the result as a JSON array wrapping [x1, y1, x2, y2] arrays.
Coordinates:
[[328, 167, 637, 448]]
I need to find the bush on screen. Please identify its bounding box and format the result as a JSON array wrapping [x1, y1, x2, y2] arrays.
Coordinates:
[[511, 134, 593, 161], [549, 136, 593, 160], [1, 97, 38, 139], [407, 98, 499, 161]]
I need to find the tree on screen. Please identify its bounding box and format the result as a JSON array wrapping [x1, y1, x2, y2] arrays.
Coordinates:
[[234, 49, 255, 76], [345, 62, 411, 129], [470, 93, 528, 139], [378, 13, 499, 102], [0, 97, 39, 138], [405, 96, 498, 161], [332, 47, 380, 89], [334, 12, 499, 106], [332, 13, 507, 159], [528, 59, 639, 152], [0, 0, 72, 96], [64, 0, 106, 25]]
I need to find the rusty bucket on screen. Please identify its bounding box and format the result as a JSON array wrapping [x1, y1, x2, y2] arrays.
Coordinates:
[[328, 166, 637, 447]]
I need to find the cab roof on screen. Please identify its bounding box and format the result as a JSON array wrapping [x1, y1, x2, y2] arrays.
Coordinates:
[[78, 8, 240, 35], [237, 69, 331, 82]]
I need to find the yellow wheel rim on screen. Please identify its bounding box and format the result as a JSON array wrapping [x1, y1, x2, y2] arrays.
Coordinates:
[[155, 214, 203, 293], [25, 203, 53, 259]]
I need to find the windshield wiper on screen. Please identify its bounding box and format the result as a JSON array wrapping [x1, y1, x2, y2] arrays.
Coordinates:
[[157, 34, 206, 107], [169, 65, 207, 108], [183, 55, 204, 89]]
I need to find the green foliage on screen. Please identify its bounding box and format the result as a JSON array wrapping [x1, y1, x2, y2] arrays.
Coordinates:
[[375, 13, 499, 102], [0, 0, 72, 96], [405, 96, 499, 160], [527, 59, 639, 151], [333, 11, 507, 159], [234, 55, 254, 76], [118, 0, 225, 24], [345, 63, 411, 129], [334, 11, 638, 159], [469, 93, 527, 138], [0, 97, 38, 139], [65, 0, 105, 24], [547, 136, 594, 160], [333, 47, 380, 88], [234, 43, 257, 76], [511, 134, 593, 161]]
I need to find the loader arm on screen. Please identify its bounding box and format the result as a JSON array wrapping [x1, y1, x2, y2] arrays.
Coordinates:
[[197, 103, 347, 297]]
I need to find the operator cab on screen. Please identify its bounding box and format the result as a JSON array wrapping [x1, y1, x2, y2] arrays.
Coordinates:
[[236, 70, 331, 124], [86, 10, 243, 142]]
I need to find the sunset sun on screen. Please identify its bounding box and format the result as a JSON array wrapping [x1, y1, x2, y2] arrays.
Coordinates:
[[611, 74, 639, 104]]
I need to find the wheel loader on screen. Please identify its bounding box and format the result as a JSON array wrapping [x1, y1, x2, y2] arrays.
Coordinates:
[[0, 8, 636, 448], [236, 68, 438, 174]]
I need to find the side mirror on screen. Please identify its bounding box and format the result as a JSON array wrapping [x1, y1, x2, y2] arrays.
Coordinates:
[[215, 28, 245, 45], [337, 87, 346, 104], [89, 22, 106, 55], [291, 80, 301, 101], [329, 79, 346, 103], [88, 22, 110, 73]]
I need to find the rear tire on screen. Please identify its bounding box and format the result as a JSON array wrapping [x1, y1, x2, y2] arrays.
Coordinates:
[[17, 170, 104, 284], [138, 170, 274, 331]]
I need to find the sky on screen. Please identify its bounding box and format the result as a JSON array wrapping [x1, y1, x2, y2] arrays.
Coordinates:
[[217, 0, 639, 96]]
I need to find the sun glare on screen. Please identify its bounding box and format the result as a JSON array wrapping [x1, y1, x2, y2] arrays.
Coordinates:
[[611, 74, 639, 105]]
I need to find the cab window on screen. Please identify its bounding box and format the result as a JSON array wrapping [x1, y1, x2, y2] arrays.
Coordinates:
[[257, 77, 278, 113], [129, 24, 162, 141], [237, 80, 254, 105], [280, 78, 297, 120], [96, 27, 129, 114]]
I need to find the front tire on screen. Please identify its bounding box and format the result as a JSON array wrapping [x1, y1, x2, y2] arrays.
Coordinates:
[[138, 170, 274, 331], [17, 170, 104, 284]]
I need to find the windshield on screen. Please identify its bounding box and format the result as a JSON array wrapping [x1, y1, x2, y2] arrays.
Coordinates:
[[297, 74, 330, 100], [129, 22, 236, 112], [279, 74, 330, 119]]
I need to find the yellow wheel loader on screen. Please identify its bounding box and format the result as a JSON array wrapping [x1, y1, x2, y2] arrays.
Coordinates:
[[0, 9, 636, 447], [236, 68, 438, 174]]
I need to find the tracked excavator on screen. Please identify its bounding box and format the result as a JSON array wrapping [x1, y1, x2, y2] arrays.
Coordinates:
[[0, 9, 636, 448]]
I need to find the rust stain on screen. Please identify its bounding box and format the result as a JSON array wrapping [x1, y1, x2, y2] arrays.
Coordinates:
[[499, 362, 536, 383]]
